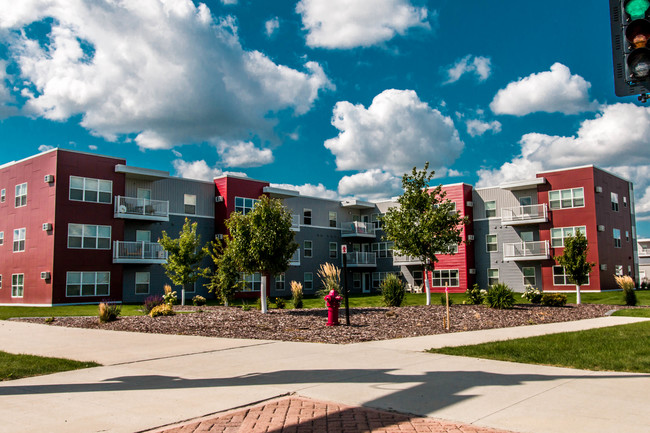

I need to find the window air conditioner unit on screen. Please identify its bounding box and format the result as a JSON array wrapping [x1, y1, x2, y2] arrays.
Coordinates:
[[40, 271, 50, 280], [42, 223, 52, 231], [44, 174, 54, 183], [595, 186, 602, 193], [469, 268, 476, 275], [466, 201, 474, 207], [215, 196, 224, 203], [597, 225, 605, 232], [215, 234, 224, 240], [600, 264, 607, 271], [467, 235, 475, 241]]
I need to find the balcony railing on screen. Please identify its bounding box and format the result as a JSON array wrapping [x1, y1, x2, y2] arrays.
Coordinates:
[[503, 240, 550, 261], [345, 252, 377, 267], [289, 248, 300, 266], [501, 204, 548, 225], [113, 241, 168, 264], [341, 221, 375, 238], [114, 196, 169, 221], [393, 254, 424, 266], [291, 214, 300, 232], [639, 247, 650, 258]]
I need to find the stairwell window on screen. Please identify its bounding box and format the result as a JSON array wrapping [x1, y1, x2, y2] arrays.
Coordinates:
[[304, 240, 313, 258], [486, 234, 498, 252], [184, 194, 196, 214], [304, 272, 313, 291], [303, 209, 312, 225], [487, 268, 499, 286], [15, 183, 27, 207], [485, 201, 496, 218]]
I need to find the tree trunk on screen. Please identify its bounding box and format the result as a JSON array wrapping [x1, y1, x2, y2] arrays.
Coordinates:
[[576, 284, 581, 305], [260, 274, 268, 313], [424, 264, 431, 306]]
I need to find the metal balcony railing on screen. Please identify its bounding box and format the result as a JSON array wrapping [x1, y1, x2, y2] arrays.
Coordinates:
[[113, 241, 168, 264], [341, 221, 375, 238], [392, 254, 424, 266], [345, 252, 377, 267], [503, 240, 550, 261], [501, 204, 548, 225], [114, 196, 169, 221]]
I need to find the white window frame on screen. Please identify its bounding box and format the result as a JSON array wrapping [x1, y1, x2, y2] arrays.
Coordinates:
[[553, 266, 590, 286], [240, 273, 261, 292], [372, 241, 394, 258], [135, 272, 150, 295], [352, 272, 361, 289], [14, 183, 27, 208], [69, 176, 113, 204], [611, 192, 619, 211], [13, 228, 25, 252], [329, 242, 338, 259], [329, 211, 337, 228], [0, 231, 3, 245], [275, 273, 285, 291], [304, 272, 313, 290], [304, 240, 313, 258], [66, 271, 111, 297], [548, 187, 584, 210], [550, 226, 586, 248], [613, 228, 621, 248], [67, 224, 112, 249], [0, 274, 2, 289], [485, 201, 496, 218], [11, 273, 24, 298], [487, 268, 499, 286], [432, 269, 459, 287], [234, 197, 259, 215], [486, 234, 498, 252], [184, 194, 196, 215], [523, 267, 536, 287], [303, 209, 312, 225], [0, 188, 5, 202]]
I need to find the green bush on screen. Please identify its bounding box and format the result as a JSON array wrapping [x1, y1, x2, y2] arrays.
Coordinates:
[[440, 293, 453, 306], [485, 283, 516, 309], [241, 302, 252, 312], [522, 286, 543, 304], [98, 302, 121, 323], [465, 283, 485, 305], [149, 303, 175, 317], [541, 293, 568, 307], [192, 295, 206, 306], [274, 297, 286, 309], [381, 274, 405, 307], [624, 287, 638, 306]]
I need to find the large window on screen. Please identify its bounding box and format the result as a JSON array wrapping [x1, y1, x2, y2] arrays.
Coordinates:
[[12, 274, 24, 298], [372, 241, 394, 258], [431, 270, 459, 287], [68, 224, 111, 249], [184, 194, 196, 214], [611, 192, 619, 211], [235, 197, 259, 215], [486, 234, 498, 252], [550, 226, 586, 248], [613, 228, 621, 248], [66, 271, 110, 297], [485, 201, 496, 218], [240, 273, 261, 292], [15, 183, 27, 207], [523, 267, 536, 287], [69, 176, 112, 204], [329, 211, 337, 228], [553, 266, 589, 286], [304, 240, 313, 258], [135, 272, 150, 295], [13, 228, 25, 252], [487, 268, 499, 286], [548, 187, 584, 210]]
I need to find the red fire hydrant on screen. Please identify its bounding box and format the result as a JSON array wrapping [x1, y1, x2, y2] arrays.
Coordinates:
[[324, 289, 343, 326]]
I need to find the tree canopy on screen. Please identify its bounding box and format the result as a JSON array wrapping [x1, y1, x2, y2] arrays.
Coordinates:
[[159, 218, 207, 293], [203, 237, 242, 306]]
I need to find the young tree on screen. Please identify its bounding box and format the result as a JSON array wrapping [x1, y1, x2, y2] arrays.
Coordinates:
[[203, 237, 242, 306], [555, 230, 594, 305], [158, 218, 207, 304], [226, 195, 299, 313], [381, 163, 468, 305]]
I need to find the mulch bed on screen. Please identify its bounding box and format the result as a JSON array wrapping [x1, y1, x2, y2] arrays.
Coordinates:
[[18, 303, 618, 344]]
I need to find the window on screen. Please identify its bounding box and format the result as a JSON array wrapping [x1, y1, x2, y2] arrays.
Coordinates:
[[521, 231, 534, 242], [413, 270, 423, 287], [431, 270, 459, 287], [371, 213, 384, 230], [13, 228, 25, 252], [135, 272, 150, 295], [372, 272, 399, 289], [275, 273, 285, 291], [625, 231, 630, 242], [137, 188, 151, 200], [0, 275, 2, 289], [353, 273, 361, 289], [240, 273, 261, 292], [0, 188, 5, 202], [12, 274, 24, 298], [372, 241, 394, 258], [304, 240, 313, 258], [234, 197, 259, 215], [136, 230, 151, 242], [303, 209, 312, 225], [553, 266, 590, 286], [0, 231, 3, 245], [615, 265, 623, 276], [548, 187, 584, 210], [329, 211, 337, 228], [519, 196, 532, 206], [68, 224, 111, 249], [624, 196, 628, 207], [550, 226, 586, 248], [329, 242, 338, 259], [485, 201, 496, 218], [184, 194, 196, 214], [304, 272, 313, 290], [69, 176, 112, 203], [66, 271, 110, 297], [14, 183, 27, 207], [487, 268, 499, 286], [486, 234, 498, 252], [611, 192, 619, 211], [523, 267, 536, 287], [613, 228, 621, 248]]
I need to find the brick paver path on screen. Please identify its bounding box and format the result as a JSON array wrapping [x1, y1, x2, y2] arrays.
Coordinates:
[[154, 396, 516, 433]]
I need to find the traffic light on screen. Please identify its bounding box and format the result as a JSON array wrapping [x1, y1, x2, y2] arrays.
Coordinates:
[[610, 0, 650, 98]]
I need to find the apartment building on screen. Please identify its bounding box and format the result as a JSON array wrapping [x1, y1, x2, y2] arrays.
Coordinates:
[[0, 149, 639, 305], [638, 238, 650, 282]]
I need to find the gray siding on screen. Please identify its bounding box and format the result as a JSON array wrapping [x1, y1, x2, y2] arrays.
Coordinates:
[[473, 187, 538, 221], [125, 177, 215, 217]]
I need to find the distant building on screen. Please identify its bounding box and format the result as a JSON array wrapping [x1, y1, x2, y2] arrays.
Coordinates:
[[637, 238, 650, 283], [0, 149, 639, 305]]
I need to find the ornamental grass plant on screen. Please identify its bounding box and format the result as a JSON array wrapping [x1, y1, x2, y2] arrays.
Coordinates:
[[98, 301, 121, 323], [380, 274, 405, 307], [317, 263, 341, 297], [291, 281, 303, 309], [485, 283, 516, 309], [615, 275, 637, 306]]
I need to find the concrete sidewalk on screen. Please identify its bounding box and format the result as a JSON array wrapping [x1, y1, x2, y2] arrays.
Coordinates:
[[0, 316, 648, 433]]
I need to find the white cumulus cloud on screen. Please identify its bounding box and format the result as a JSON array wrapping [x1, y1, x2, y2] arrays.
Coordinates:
[[325, 89, 464, 176], [466, 119, 502, 137], [337, 169, 402, 201], [444, 55, 491, 84], [0, 0, 332, 151], [172, 159, 246, 181], [270, 182, 339, 200], [216, 140, 274, 168], [38, 144, 55, 152], [296, 0, 430, 49], [490, 63, 597, 116], [265, 17, 279, 37]]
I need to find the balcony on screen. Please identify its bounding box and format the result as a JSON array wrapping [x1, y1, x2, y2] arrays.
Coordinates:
[[341, 221, 375, 238], [345, 252, 377, 267], [291, 214, 300, 232], [393, 254, 424, 266], [501, 204, 548, 226], [114, 196, 169, 221], [113, 241, 168, 264], [503, 241, 550, 262], [289, 248, 300, 266]]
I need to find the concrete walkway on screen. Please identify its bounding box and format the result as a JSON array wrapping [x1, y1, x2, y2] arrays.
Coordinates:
[[0, 316, 648, 433]]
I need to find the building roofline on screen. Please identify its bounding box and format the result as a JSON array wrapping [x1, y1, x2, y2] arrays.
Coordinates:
[[0, 147, 126, 171], [538, 165, 632, 184]]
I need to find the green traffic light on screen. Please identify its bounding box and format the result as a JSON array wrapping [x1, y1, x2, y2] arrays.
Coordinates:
[[625, 0, 650, 20]]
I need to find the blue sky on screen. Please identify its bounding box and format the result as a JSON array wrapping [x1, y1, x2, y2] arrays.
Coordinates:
[[1, 0, 650, 235]]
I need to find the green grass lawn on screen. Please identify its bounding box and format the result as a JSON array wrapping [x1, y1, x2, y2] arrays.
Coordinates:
[[0, 351, 100, 381], [428, 321, 650, 373], [0, 304, 145, 321], [612, 308, 650, 318]]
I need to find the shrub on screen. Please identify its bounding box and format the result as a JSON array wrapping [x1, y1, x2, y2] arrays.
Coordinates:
[[143, 295, 164, 314], [381, 274, 405, 307], [485, 283, 516, 309], [541, 293, 567, 307], [98, 301, 121, 323], [522, 286, 543, 304], [192, 295, 206, 306], [615, 275, 637, 306], [149, 303, 175, 317], [241, 301, 252, 311], [163, 284, 178, 305], [465, 284, 486, 305], [274, 297, 286, 309], [291, 281, 304, 309]]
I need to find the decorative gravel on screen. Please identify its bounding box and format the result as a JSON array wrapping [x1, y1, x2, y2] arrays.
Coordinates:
[[18, 303, 616, 344]]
